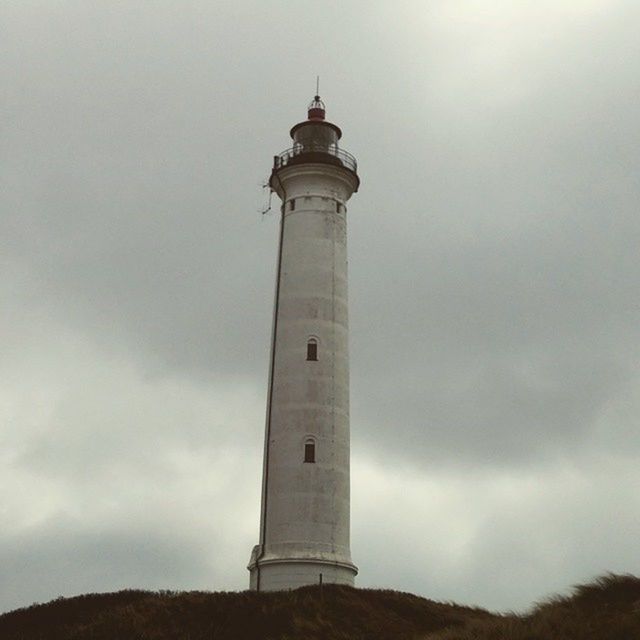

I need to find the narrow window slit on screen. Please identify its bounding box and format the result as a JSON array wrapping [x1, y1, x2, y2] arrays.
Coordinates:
[[304, 440, 316, 463], [307, 339, 318, 361]]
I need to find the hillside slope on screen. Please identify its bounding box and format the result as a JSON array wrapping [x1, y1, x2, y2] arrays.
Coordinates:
[[0, 574, 637, 640], [431, 573, 640, 640]]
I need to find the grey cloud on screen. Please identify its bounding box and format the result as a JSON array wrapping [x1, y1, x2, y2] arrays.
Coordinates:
[[0, 525, 212, 614], [348, 6, 640, 465], [352, 457, 640, 611]]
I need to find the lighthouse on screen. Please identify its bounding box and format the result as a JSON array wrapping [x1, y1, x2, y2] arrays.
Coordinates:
[[248, 95, 360, 591]]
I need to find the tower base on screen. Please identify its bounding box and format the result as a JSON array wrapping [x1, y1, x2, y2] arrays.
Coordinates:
[[249, 553, 357, 591]]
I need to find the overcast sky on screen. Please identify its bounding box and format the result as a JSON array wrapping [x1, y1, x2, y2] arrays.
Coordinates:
[[2, 0, 640, 615]]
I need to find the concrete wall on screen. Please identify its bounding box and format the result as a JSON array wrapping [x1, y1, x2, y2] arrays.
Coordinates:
[[251, 561, 356, 591]]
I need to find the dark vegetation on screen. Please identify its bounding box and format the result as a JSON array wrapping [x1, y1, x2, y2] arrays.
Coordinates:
[[0, 573, 638, 639], [431, 573, 640, 640]]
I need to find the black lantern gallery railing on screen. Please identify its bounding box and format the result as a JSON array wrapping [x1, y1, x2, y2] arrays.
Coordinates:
[[273, 144, 358, 173]]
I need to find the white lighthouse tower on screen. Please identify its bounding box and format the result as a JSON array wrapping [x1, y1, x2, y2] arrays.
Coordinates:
[[248, 95, 359, 591]]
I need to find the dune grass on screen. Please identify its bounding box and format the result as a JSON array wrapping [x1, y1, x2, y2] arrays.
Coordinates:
[[0, 573, 637, 639]]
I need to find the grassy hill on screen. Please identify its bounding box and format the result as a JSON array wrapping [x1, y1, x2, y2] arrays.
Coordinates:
[[0, 573, 638, 639]]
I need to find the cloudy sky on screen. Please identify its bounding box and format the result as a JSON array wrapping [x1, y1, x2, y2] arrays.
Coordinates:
[[2, 0, 640, 615]]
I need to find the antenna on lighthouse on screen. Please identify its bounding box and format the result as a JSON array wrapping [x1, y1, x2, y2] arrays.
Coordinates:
[[316, 75, 320, 96]]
